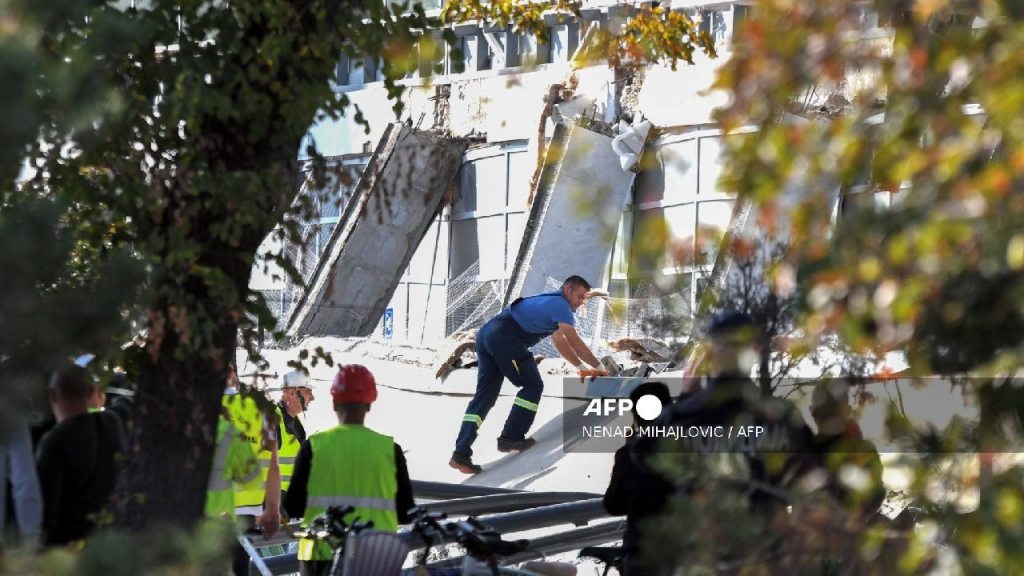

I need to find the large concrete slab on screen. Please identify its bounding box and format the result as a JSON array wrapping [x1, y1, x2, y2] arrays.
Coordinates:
[[505, 124, 637, 303], [287, 125, 468, 337]]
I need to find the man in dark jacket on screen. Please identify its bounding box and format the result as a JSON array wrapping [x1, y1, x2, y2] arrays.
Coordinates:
[[602, 381, 675, 574], [283, 365, 414, 576], [36, 365, 126, 546], [626, 311, 814, 575]]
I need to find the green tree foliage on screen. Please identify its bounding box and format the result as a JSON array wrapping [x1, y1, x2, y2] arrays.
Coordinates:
[[442, 0, 715, 68], [9, 0, 443, 531], [716, 1, 1024, 376], [635, 1, 1024, 574], [1, 0, 716, 548], [0, 197, 143, 424], [1, 520, 237, 575]]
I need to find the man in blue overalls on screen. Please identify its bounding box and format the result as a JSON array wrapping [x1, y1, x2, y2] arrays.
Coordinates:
[[450, 275, 605, 474]]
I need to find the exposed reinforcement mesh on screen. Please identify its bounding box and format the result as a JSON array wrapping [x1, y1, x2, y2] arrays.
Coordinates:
[[255, 161, 367, 329], [445, 261, 508, 337]]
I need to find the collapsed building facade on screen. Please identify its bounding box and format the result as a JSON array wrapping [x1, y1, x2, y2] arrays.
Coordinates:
[[248, 1, 871, 356]]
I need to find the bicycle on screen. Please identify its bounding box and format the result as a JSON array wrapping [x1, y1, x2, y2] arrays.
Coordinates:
[[404, 507, 544, 576], [577, 546, 623, 576], [293, 505, 376, 576]]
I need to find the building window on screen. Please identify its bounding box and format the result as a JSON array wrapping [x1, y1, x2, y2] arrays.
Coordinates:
[[446, 144, 531, 335], [548, 25, 571, 63], [611, 131, 740, 313]]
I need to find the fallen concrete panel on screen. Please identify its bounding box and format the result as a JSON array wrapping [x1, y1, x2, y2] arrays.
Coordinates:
[[287, 125, 467, 337], [505, 124, 637, 305]]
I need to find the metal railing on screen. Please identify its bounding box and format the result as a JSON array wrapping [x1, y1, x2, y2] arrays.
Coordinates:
[[412, 480, 522, 500], [424, 491, 601, 516], [253, 483, 613, 575]]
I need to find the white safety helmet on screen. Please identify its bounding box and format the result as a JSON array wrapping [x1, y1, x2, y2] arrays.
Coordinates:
[[282, 370, 311, 389]]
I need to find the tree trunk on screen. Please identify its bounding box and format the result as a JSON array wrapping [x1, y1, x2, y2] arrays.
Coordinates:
[[113, 322, 235, 529], [112, 229, 269, 529]]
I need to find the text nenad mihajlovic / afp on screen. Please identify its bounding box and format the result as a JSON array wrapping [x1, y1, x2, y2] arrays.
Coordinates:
[[579, 423, 794, 452]]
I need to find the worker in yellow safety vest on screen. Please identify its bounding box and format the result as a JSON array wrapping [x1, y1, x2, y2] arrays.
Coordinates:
[[283, 365, 415, 576], [204, 411, 261, 518], [267, 370, 314, 493], [221, 364, 270, 516], [205, 404, 282, 576], [227, 368, 313, 515]]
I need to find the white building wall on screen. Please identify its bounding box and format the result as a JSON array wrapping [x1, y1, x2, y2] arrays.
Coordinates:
[[294, 3, 754, 345]]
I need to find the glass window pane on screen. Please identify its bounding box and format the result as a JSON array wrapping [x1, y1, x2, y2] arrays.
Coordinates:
[[449, 217, 507, 280], [348, 57, 365, 85], [664, 203, 697, 270], [661, 139, 698, 203], [696, 199, 734, 264], [476, 216, 507, 279], [518, 32, 537, 65], [472, 155, 507, 213], [507, 151, 531, 208], [629, 207, 666, 281], [549, 25, 569, 62], [449, 219, 479, 278], [458, 36, 477, 73], [506, 212, 527, 274], [698, 136, 726, 195], [454, 163, 477, 213], [634, 149, 664, 205]]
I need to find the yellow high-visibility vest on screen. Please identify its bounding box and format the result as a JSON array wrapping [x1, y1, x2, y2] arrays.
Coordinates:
[[222, 392, 265, 508], [204, 417, 260, 518], [297, 425, 398, 562]]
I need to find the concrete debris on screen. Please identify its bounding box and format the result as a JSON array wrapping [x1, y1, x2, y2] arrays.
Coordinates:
[[611, 118, 652, 172], [433, 330, 478, 381], [606, 337, 673, 363], [433, 332, 551, 381], [599, 355, 623, 377], [551, 94, 597, 126]]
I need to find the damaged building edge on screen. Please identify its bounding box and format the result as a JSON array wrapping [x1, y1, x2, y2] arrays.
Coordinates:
[[270, 2, 846, 348], [287, 124, 469, 338], [506, 123, 638, 307], [285, 123, 404, 335], [503, 122, 571, 308]]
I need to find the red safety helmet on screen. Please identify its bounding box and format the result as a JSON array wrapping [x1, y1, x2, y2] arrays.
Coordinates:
[[331, 364, 377, 405]]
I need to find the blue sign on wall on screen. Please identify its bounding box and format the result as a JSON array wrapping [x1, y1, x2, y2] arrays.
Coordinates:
[[383, 307, 394, 339]]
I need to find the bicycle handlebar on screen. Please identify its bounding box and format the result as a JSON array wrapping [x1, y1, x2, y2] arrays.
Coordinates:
[[291, 505, 360, 541], [409, 507, 530, 563]]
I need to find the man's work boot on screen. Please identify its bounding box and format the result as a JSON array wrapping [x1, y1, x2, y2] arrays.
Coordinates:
[[449, 452, 482, 475], [497, 436, 537, 453]]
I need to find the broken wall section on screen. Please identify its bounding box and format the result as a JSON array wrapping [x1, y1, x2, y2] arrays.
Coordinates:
[[506, 123, 637, 304], [287, 125, 468, 338]]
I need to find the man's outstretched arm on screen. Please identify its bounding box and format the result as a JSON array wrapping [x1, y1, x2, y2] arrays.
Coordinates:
[[554, 323, 601, 369]]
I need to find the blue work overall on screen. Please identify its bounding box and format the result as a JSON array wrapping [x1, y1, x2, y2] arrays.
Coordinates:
[[454, 307, 548, 457]]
